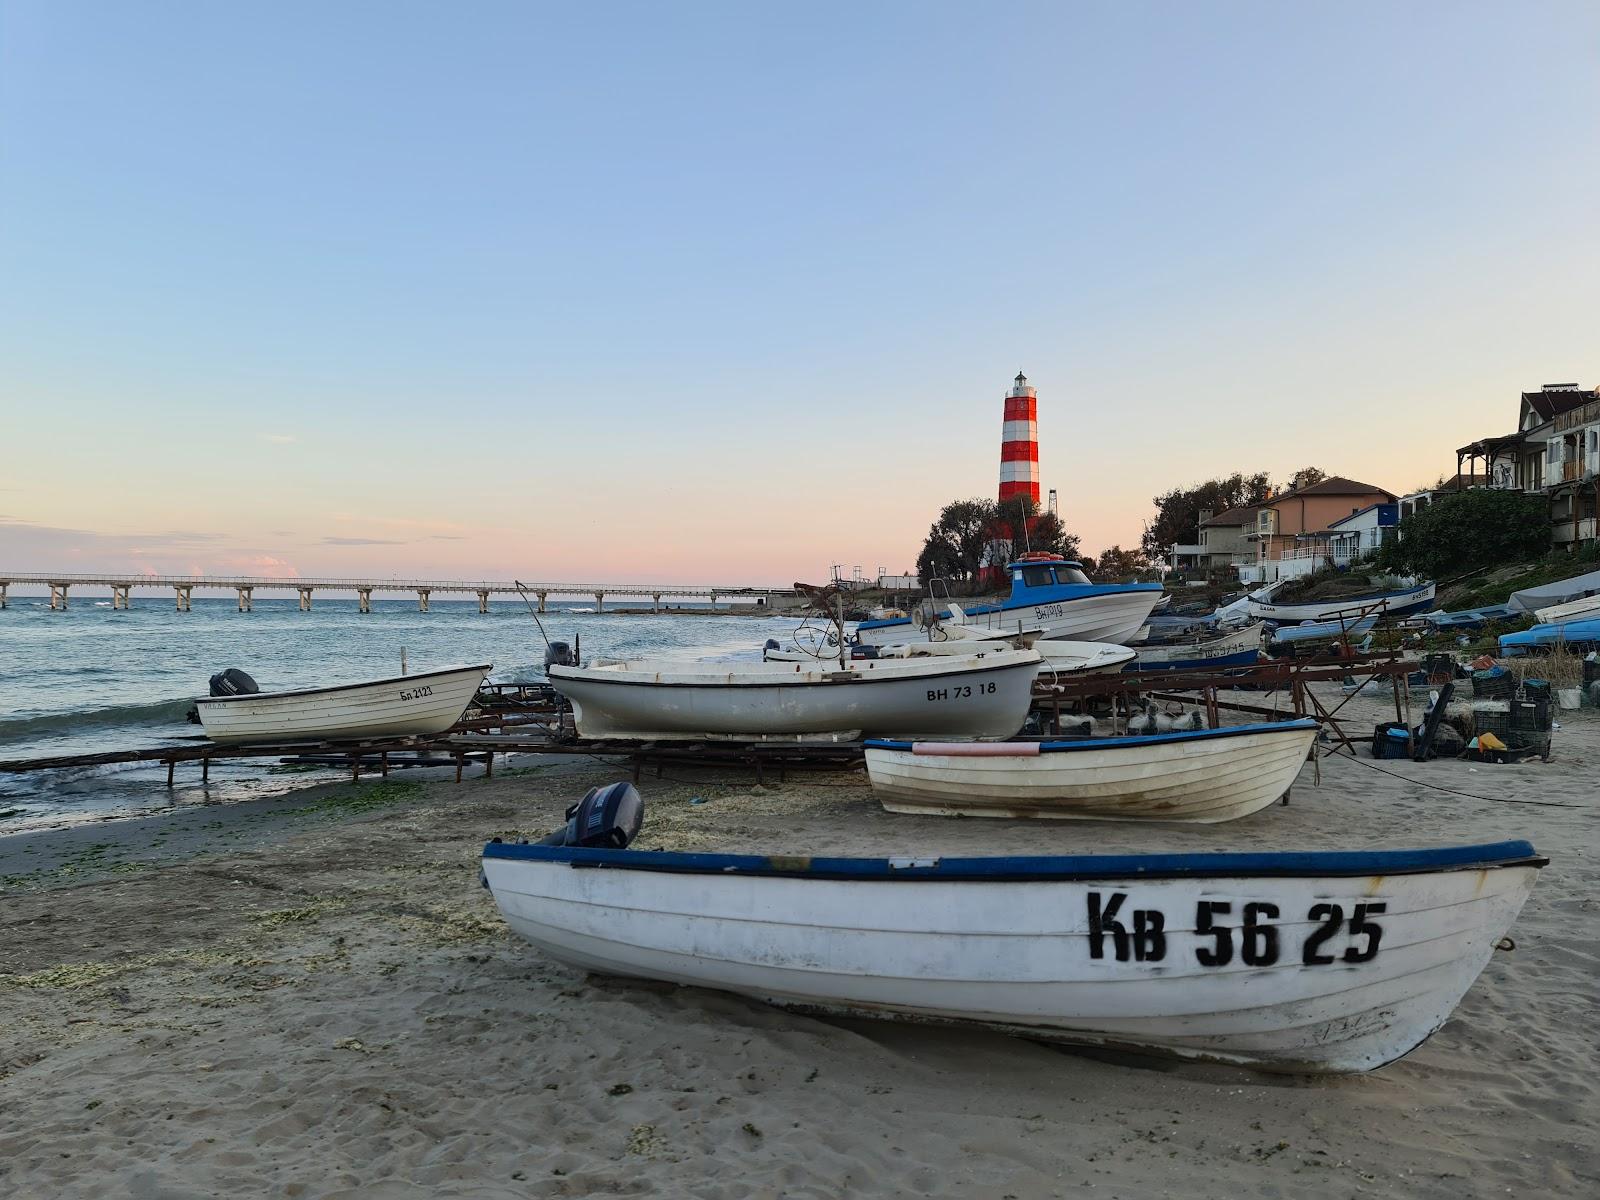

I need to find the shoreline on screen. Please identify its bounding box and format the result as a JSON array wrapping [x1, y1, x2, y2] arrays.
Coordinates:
[[2, 689, 1594, 1197]]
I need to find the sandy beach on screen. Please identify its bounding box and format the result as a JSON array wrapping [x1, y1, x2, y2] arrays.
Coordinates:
[[2, 685, 1595, 1199]]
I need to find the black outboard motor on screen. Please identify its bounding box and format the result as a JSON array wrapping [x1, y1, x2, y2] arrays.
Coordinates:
[[543, 641, 576, 672], [208, 668, 259, 697], [538, 782, 644, 849]]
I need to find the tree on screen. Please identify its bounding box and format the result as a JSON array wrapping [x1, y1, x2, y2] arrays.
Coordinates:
[[1282, 467, 1327, 492], [916, 499, 996, 587], [1373, 489, 1550, 578], [916, 495, 1085, 586], [1142, 472, 1272, 560], [996, 495, 1082, 562], [1094, 545, 1149, 580]]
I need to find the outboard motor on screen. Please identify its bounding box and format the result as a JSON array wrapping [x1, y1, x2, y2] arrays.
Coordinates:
[[763, 637, 781, 661], [538, 782, 644, 849], [208, 668, 259, 697], [543, 641, 576, 672]]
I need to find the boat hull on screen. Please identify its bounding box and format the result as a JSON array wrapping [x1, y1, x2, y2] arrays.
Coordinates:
[[195, 664, 490, 744], [549, 650, 1040, 741], [864, 721, 1318, 822], [857, 589, 1163, 647], [1130, 623, 1264, 671], [1267, 614, 1379, 645], [482, 840, 1544, 1074], [1248, 583, 1436, 623]]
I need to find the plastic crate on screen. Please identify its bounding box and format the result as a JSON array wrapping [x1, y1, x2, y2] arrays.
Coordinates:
[[1508, 698, 1552, 733], [1472, 710, 1512, 743], [1371, 722, 1413, 759], [1472, 670, 1514, 700]]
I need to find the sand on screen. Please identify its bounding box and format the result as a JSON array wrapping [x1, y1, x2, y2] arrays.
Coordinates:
[[2, 686, 1596, 1198]]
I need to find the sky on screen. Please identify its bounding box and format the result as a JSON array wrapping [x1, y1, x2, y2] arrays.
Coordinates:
[[2, 1, 1598, 586]]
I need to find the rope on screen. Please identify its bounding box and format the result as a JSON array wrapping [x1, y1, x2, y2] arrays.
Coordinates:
[[1318, 747, 1583, 808]]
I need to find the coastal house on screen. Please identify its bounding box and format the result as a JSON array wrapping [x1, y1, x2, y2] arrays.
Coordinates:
[[1197, 506, 1259, 575], [1325, 503, 1399, 564], [1455, 383, 1600, 549], [1240, 477, 1398, 583]]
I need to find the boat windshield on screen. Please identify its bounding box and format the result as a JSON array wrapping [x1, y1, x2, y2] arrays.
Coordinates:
[[1054, 566, 1091, 585], [1017, 566, 1054, 589]]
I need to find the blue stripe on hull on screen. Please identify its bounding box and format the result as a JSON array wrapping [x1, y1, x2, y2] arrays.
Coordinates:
[[483, 837, 1544, 882], [1127, 648, 1260, 672]]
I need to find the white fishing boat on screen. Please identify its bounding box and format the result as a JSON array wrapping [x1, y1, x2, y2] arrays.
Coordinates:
[[1033, 640, 1137, 675], [1247, 581, 1436, 623], [194, 663, 491, 744], [1130, 623, 1265, 672], [855, 556, 1163, 647], [482, 831, 1545, 1074], [863, 719, 1317, 822], [548, 648, 1040, 741]]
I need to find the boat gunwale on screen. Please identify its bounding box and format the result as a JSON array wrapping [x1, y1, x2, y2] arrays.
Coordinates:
[[194, 663, 492, 706], [482, 838, 1546, 882], [864, 718, 1319, 755], [549, 654, 1038, 689]]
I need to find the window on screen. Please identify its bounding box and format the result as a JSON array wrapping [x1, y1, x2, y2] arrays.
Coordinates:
[[1020, 566, 1054, 588], [1054, 566, 1091, 586]]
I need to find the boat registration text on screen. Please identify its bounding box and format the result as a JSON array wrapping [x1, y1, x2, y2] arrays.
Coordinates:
[[1087, 891, 1385, 968], [926, 682, 1000, 701], [398, 685, 435, 702]]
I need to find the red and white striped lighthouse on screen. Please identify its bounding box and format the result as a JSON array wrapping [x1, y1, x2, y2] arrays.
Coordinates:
[[998, 371, 1040, 504]]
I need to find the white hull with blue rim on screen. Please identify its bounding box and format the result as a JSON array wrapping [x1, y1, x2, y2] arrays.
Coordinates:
[[547, 648, 1040, 741], [194, 663, 491, 744], [1267, 614, 1379, 645], [863, 719, 1317, 822], [1246, 581, 1436, 624], [856, 558, 1164, 647], [1129, 622, 1265, 672], [481, 839, 1544, 1073]]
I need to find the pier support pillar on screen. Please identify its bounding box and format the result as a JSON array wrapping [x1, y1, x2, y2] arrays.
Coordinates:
[[594, 592, 605, 613], [709, 592, 718, 609], [236, 586, 253, 613], [298, 587, 313, 611], [417, 590, 430, 613], [0, 582, 8, 609], [112, 584, 132, 610], [477, 589, 490, 614], [652, 593, 661, 613], [358, 588, 372, 613], [536, 591, 548, 613], [49, 583, 68, 610], [175, 586, 192, 612]]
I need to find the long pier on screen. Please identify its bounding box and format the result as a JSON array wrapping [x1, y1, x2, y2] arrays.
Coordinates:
[[0, 572, 802, 614]]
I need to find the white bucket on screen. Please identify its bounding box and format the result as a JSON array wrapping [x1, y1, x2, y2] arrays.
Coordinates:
[[1558, 688, 1581, 711]]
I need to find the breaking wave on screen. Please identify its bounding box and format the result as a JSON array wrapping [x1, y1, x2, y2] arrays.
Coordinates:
[[0, 698, 195, 746]]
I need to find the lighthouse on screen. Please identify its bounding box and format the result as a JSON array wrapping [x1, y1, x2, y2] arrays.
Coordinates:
[[998, 371, 1039, 504]]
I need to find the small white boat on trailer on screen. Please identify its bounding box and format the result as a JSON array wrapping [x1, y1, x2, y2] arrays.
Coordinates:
[[194, 663, 491, 744], [863, 719, 1318, 822], [1033, 640, 1137, 675], [548, 648, 1040, 741], [482, 833, 1544, 1074]]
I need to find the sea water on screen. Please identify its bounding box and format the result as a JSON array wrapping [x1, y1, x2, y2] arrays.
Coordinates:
[[0, 596, 801, 829]]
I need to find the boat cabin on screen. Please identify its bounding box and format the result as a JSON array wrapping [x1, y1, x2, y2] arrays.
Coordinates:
[[1010, 556, 1092, 593]]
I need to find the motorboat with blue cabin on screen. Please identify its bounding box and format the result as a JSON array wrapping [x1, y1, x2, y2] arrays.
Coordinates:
[[854, 555, 1165, 648]]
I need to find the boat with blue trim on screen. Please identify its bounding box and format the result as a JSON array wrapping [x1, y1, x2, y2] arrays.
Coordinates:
[[482, 821, 1545, 1073], [863, 719, 1317, 822], [1266, 613, 1380, 646], [1128, 622, 1265, 673], [854, 556, 1164, 647]]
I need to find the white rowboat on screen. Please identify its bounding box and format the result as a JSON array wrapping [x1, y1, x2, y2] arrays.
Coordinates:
[[863, 720, 1318, 822], [1247, 581, 1436, 623], [548, 649, 1040, 741], [195, 664, 491, 744], [1034, 640, 1138, 675], [481, 838, 1545, 1073]]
